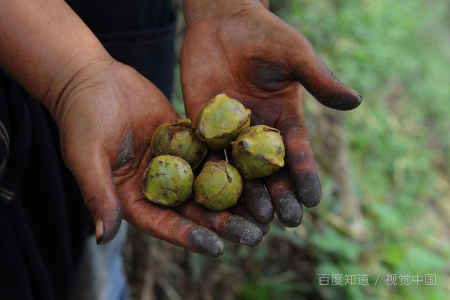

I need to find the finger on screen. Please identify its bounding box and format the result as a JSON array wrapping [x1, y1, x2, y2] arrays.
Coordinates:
[[287, 32, 362, 110], [241, 177, 274, 224], [227, 150, 274, 223], [64, 147, 122, 245], [123, 199, 224, 257], [228, 201, 271, 236], [176, 200, 263, 247], [277, 117, 321, 208], [264, 167, 303, 227]]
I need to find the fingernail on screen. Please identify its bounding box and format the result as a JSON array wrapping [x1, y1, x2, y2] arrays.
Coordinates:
[[96, 219, 104, 245], [351, 90, 363, 102]]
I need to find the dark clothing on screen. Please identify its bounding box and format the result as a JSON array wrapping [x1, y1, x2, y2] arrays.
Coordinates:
[[66, 0, 177, 99], [0, 1, 176, 299]]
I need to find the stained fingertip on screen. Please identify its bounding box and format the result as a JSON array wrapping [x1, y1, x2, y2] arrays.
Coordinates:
[[292, 170, 322, 208], [221, 217, 263, 247], [87, 197, 123, 245], [322, 89, 362, 111], [265, 168, 303, 228], [186, 226, 224, 257], [242, 178, 274, 224], [310, 84, 363, 111], [228, 202, 271, 236], [352, 90, 363, 104], [273, 192, 303, 228], [98, 213, 122, 244]]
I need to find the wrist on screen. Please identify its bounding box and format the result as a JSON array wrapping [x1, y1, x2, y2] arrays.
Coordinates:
[[0, 0, 114, 124], [43, 47, 115, 125]]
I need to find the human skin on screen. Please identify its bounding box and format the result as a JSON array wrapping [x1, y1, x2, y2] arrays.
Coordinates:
[[0, 0, 361, 254], [0, 0, 266, 256], [181, 0, 362, 226]]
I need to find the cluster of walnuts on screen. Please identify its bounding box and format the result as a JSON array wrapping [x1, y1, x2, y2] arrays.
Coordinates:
[[142, 94, 285, 211]]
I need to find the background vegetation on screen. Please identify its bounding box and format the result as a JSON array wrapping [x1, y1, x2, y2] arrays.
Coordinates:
[[124, 0, 450, 299]]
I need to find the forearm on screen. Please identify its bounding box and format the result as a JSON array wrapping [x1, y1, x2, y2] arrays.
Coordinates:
[[0, 0, 113, 121]]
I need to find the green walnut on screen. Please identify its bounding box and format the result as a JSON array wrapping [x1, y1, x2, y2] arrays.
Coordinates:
[[194, 160, 243, 211], [142, 155, 194, 206], [196, 94, 251, 151], [151, 119, 207, 170], [231, 125, 285, 179]]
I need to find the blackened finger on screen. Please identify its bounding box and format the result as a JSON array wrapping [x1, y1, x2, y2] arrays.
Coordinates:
[[264, 167, 303, 227], [176, 200, 263, 247], [228, 201, 271, 235], [277, 118, 321, 208]]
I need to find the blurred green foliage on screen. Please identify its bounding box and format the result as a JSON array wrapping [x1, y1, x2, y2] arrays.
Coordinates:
[[270, 0, 450, 299], [171, 0, 450, 299]]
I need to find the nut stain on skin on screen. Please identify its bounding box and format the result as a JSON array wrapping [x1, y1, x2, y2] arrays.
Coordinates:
[[115, 131, 135, 168]]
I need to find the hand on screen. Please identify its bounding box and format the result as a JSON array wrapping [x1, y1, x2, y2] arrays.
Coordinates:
[[181, 0, 361, 227], [0, 0, 263, 255], [55, 59, 263, 255]]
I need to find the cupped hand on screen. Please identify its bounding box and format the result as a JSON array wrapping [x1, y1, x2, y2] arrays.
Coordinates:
[[55, 60, 263, 255], [181, 0, 361, 227]]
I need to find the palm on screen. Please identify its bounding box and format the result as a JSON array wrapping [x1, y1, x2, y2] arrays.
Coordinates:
[[59, 62, 263, 254], [181, 5, 361, 226], [182, 7, 300, 115]]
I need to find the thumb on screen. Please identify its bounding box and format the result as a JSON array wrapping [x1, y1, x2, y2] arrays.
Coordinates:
[[65, 145, 122, 245], [287, 32, 362, 110]]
